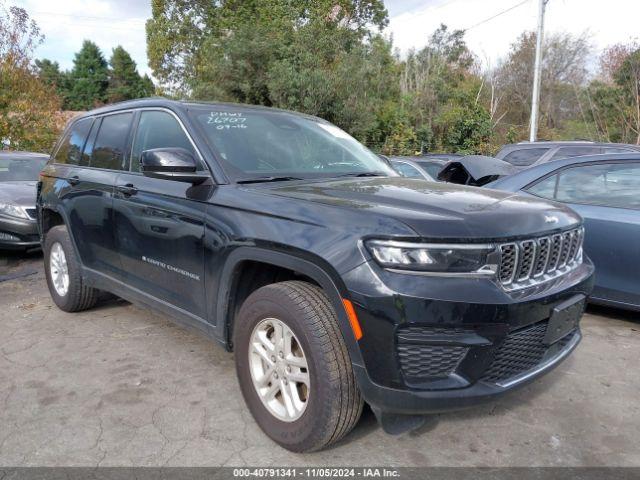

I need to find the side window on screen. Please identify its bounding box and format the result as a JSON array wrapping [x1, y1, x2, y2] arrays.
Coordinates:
[[526, 174, 558, 199], [53, 118, 93, 165], [549, 146, 601, 161], [90, 112, 133, 170], [392, 161, 423, 179], [555, 163, 640, 209], [130, 110, 196, 172], [503, 148, 550, 166]]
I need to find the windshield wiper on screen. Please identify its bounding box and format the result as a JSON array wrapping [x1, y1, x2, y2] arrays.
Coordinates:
[[333, 171, 388, 178], [236, 176, 304, 184]]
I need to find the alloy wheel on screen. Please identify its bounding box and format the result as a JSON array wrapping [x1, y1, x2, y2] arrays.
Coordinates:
[[49, 242, 69, 297], [248, 317, 310, 422]]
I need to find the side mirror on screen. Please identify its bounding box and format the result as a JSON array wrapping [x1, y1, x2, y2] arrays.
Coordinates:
[[140, 148, 209, 184]]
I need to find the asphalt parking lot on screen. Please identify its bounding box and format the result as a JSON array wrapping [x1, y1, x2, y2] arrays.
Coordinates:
[[0, 251, 638, 467]]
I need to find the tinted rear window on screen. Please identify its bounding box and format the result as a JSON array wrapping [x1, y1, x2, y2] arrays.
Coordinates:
[[502, 148, 550, 166], [91, 113, 133, 170]]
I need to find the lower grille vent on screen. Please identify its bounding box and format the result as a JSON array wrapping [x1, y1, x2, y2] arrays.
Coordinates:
[[398, 344, 468, 379], [478, 320, 579, 384]]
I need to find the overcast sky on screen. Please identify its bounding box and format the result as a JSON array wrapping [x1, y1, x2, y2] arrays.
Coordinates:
[[13, 0, 640, 77]]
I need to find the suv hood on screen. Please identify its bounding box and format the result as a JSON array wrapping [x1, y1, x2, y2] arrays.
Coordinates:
[[0, 181, 37, 207], [259, 177, 581, 240]]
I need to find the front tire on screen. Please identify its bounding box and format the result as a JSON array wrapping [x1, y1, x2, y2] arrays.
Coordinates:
[[44, 225, 98, 312], [234, 281, 363, 452]]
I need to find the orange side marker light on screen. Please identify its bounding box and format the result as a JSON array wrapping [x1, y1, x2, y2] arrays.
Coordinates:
[[342, 299, 363, 341]]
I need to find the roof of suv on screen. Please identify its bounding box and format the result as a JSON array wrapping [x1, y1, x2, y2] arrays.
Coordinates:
[[74, 97, 325, 123]]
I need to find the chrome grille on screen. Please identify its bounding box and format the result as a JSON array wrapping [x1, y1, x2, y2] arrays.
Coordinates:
[[498, 227, 583, 291]]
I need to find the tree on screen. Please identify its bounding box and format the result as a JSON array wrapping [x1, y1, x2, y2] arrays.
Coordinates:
[[494, 31, 591, 139], [584, 42, 640, 144], [146, 0, 388, 97], [35, 58, 71, 106], [67, 40, 109, 110], [613, 49, 640, 144], [35, 58, 62, 86], [599, 42, 637, 83], [0, 3, 61, 151], [140, 74, 155, 97], [107, 45, 154, 102]]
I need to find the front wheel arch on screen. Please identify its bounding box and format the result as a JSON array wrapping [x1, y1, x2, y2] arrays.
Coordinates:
[[216, 247, 364, 368]]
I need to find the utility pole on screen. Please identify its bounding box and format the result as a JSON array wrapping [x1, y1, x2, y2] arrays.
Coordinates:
[[529, 0, 549, 142]]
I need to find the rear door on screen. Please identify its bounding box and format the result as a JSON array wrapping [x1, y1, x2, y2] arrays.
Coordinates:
[[112, 109, 209, 318], [51, 113, 133, 275]]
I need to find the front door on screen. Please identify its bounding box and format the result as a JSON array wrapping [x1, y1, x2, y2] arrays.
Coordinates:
[[112, 109, 209, 318]]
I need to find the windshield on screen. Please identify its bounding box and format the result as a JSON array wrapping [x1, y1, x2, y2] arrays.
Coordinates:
[[0, 156, 47, 182], [189, 106, 396, 182]]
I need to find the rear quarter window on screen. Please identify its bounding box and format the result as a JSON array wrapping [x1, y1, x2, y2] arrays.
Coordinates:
[[53, 118, 93, 165]]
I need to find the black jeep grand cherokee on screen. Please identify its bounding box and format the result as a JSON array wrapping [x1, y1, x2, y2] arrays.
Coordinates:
[[38, 99, 594, 452]]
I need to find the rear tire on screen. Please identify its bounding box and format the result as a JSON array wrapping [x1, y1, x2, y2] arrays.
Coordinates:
[[43, 225, 98, 312], [234, 281, 363, 452]]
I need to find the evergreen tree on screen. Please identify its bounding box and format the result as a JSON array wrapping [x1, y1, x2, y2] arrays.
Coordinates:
[[139, 74, 155, 97], [67, 40, 108, 110], [35, 58, 72, 108], [35, 58, 62, 86], [107, 45, 153, 102]]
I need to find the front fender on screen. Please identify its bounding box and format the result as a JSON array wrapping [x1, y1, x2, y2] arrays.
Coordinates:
[[215, 246, 365, 368]]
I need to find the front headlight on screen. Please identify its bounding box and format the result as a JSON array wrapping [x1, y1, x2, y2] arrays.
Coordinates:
[[0, 203, 30, 219], [365, 239, 498, 275]]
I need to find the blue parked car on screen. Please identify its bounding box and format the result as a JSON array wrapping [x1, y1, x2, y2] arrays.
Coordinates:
[[484, 153, 640, 311]]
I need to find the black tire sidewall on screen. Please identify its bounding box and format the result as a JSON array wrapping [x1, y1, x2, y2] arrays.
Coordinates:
[[235, 291, 338, 452]]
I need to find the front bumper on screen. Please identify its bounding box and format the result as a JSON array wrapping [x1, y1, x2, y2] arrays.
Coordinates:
[[342, 259, 594, 415], [0, 215, 40, 249], [354, 330, 580, 414]]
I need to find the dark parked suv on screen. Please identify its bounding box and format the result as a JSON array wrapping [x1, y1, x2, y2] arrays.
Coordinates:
[[37, 99, 594, 452]]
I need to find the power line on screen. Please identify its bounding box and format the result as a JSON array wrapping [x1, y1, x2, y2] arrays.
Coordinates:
[[463, 0, 531, 31], [35, 20, 147, 32], [30, 11, 145, 23]]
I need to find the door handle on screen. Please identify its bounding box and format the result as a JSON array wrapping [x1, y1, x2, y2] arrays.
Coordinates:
[[116, 184, 138, 196], [68, 175, 80, 186]]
